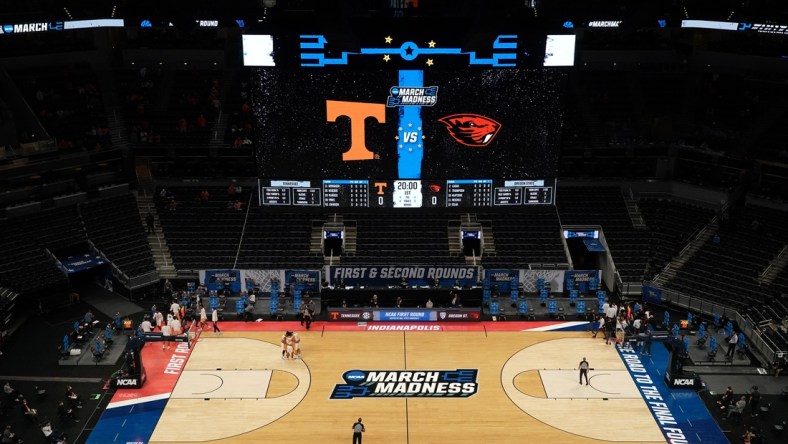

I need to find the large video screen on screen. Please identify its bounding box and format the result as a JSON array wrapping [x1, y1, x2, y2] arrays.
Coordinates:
[[252, 68, 565, 181]]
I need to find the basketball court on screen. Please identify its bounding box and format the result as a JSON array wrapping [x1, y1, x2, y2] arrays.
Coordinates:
[[82, 320, 731, 444]]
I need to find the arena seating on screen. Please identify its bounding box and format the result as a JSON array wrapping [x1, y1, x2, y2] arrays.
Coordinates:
[[0, 220, 68, 295], [578, 71, 635, 142], [224, 71, 254, 148], [638, 198, 715, 280], [119, 67, 220, 145], [155, 184, 319, 269], [479, 208, 566, 268], [637, 70, 687, 126], [556, 186, 649, 281], [80, 194, 155, 277], [12, 63, 109, 152], [161, 69, 221, 144], [665, 205, 788, 310], [769, 272, 788, 314], [693, 73, 758, 153], [236, 209, 321, 269], [342, 213, 464, 265], [762, 327, 788, 353], [21, 205, 86, 253], [116, 65, 165, 144], [156, 186, 246, 270]]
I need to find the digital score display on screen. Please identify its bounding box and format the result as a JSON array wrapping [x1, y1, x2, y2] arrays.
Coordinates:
[[446, 180, 493, 207], [322, 180, 369, 207], [294, 188, 321, 206], [259, 179, 554, 208], [262, 187, 291, 205], [507, 180, 554, 205], [262, 181, 321, 206]]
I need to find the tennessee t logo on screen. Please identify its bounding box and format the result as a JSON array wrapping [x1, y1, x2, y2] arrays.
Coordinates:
[[326, 100, 386, 161]]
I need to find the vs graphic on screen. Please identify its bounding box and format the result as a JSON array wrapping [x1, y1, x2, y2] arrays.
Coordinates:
[[326, 101, 502, 162]]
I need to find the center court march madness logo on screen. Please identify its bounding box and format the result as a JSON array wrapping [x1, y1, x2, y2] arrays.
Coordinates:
[[330, 369, 479, 399]]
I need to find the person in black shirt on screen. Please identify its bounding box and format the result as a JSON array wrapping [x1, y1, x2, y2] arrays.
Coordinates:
[[352, 417, 365, 444], [579, 357, 590, 385], [748, 386, 761, 417], [302, 306, 313, 330], [146, 212, 155, 234], [57, 400, 78, 422]]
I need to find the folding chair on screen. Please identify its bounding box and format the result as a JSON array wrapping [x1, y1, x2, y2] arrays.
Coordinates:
[[547, 300, 557, 319], [707, 337, 718, 361], [269, 299, 280, 319], [569, 289, 578, 307], [497, 304, 507, 321], [92, 341, 105, 364], [576, 300, 586, 319], [489, 300, 500, 320], [517, 299, 528, 319], [696, 324, 707, 348]]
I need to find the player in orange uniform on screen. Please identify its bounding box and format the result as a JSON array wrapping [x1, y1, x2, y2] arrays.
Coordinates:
[[281, 331, 295, 359], [293, 332, 301, 359]]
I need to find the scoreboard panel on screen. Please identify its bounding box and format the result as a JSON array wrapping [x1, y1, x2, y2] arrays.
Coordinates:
[[253, 32, 565, 211], [322, 180, 369, 207], [258, 179, 554, 209], [446, 180, 493, 207]]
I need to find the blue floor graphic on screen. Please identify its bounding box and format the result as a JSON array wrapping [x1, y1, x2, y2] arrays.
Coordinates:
[[618, 341, 728, 444], [86, 398, 167, 444]]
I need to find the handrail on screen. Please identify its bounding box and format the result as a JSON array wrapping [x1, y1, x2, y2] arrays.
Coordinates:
[[759, 243, 788, 280], [653, 201, 724, 282], [232, 188, 255, 269], [87, 239, 129, 284], [154, 230, 168, 268], [644, 282, 781, 365]]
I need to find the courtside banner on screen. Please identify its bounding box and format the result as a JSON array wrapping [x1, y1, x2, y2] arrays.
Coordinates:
[[326, 308, 481, 322], [642, 285, 663, 305], [326, 309, 374, 321], [200, 269, 242, 293], [327, 265, 479, 287], [285, 269, 321, 293], [564, 270, 601, 293], [483, 269, 518, 292]]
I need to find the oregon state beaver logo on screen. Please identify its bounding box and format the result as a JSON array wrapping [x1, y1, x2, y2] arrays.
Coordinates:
[[438, 114, 502, 147]]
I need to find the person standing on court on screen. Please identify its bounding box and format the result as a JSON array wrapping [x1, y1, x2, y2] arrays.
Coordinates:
[[579, 357, 590, 385], [302, 305, 313, 330], [352, 417, 365, 444], [212, 307, 221, 335]]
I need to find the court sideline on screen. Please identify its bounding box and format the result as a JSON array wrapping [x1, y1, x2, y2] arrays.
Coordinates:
[[87, 321, 727, 444]]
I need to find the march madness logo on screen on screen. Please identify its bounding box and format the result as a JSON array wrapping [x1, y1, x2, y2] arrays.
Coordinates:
[[386, 86, 438, 107]]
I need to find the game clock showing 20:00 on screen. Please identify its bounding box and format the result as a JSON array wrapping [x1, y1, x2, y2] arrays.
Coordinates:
[[258, 179, 554, 208]]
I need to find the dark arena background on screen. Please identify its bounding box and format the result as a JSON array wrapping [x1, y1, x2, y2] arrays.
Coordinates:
[[0, 1, 787, 444]]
